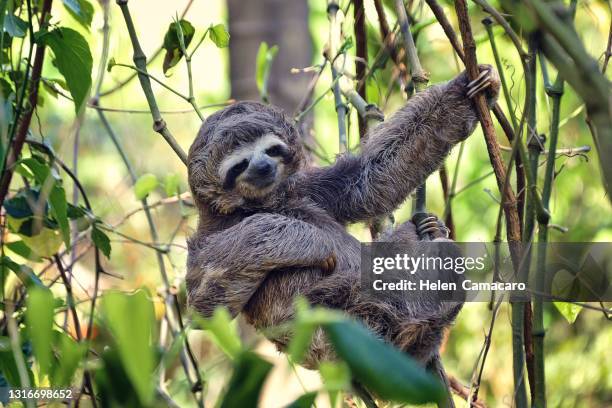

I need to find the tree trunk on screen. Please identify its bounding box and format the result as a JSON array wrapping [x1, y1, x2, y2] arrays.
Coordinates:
[[227, 0, 313, 114]]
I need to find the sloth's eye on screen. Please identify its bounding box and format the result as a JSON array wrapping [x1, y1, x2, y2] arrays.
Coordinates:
[[229, 159, 249, 176], [265, 144, 286, 157], [223, 159, 249, 189]]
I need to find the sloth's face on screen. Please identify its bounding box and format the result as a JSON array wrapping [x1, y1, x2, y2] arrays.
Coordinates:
[[218, 134, 291, 200]]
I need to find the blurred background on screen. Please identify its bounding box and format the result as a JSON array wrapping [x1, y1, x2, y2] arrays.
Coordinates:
[[17, 0, 612, 406]]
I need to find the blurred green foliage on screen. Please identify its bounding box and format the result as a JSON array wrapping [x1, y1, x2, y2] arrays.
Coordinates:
[[0, 0, 609, 407]]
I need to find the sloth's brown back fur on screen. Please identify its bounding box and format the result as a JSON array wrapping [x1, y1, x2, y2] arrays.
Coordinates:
[[186, 68, 499, 368]]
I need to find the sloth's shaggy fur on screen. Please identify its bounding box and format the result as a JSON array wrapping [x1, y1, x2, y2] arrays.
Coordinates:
[[186, 67, 500, 369]]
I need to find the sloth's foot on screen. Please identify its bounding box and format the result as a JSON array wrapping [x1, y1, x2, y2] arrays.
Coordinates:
[[320, 253, 337, 274], [412, 213, 450, 240], [466, 65, 500, 100]]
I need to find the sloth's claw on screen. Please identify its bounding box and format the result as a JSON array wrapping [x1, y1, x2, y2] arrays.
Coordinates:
[[467, 68, 493, 98], [320, 253, 337, 274], [414, 213, 450, 240]]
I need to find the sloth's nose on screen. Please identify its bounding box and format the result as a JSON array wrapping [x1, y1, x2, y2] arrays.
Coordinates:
[[252, 160, 274, 176]]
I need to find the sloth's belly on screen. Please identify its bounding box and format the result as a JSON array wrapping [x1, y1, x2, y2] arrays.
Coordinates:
[[242, 226, 361, 328]]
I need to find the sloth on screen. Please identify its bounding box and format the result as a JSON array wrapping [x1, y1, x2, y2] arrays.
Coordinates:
[[186, 66, 500, 372]]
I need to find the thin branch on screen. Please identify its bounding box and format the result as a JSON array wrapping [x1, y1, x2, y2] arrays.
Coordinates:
[[99, 0, 196, 97], [354, 0, 369, 139], [454, 4, 528, 405], [395, 0, 430, 217], [116, 0, 188, 165]]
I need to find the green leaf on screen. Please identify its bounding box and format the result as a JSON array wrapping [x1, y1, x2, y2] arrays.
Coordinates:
[[49, 184, 70, 247], [40, 27, 92, 113], [3, 190, 36, 219], [288, 320, 315, 363], [134, 173, 158, 200], [285, 392, 317, 408], [4, 14, 27, 38], [288, 297, 340, 363], [323, 319, 444, 405], [51, 332, 87, 387], [91, 225, 111, 258], [106, 57, 116, 72], [209, 24, 230, 48], [20, 226, 63, 258], [6, 240, 42, 262], [219, 352, 273, 408], [0, 348, 25, 387], [0, 75, 13, 98], [101, 290, 156, 406], [1, 256, 44, 288], [554, 302, 582, 324], [16, 156, 52, 184], [162, 19, 195, 74], [63, 0, 94, 29], [164, 173, 180, 197], [195, 307, 242, 359], [255, 42, 278, 99], [319, 361, 350, 391], [26, 287, 55, 378]]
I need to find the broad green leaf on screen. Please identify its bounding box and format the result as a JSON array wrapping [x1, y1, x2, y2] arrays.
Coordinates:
[[256, 42, 270, 92], [41, 27, 92, 113], [219, 352, 273, 408], [134, 173, 158, 200], [91, 225, 111, 258], [49, 184, 70, 247], [20, 227, 63, 258], [285, 392, 317, 408], [26, 287, 55, 378], [51, 332, 87, 387], [164, 173, 180, 197], [0, 349, 24, 387], [101, 290, 156, 405], [162, 19, 195, 74], [554, 302, 582, 324], [288, 298, 340, 363], [67, 204, 92, 232], [95, 346, 144, 407], [323, 320, 444, 405], [63, 0, 94, 29], [0, 75, 13, 98], [195, 307, 242, 359], [255, 42, 278, 100], [209, 24, 229, 48], [319, 361, 350, 391], [1, 256, 44, 288], [3, 190, 36, 219], [16, 157, 52, 185], [5, 241, 42, 262], [4, 14, 27, 38], [287, 320, 315, 363]]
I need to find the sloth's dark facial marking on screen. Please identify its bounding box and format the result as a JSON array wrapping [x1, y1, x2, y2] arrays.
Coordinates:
[[219, 134, 290, 198], [223, 159, 249, 190]]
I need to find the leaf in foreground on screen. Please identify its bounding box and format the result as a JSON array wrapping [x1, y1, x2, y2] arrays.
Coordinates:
[[41, 27, 93, 113], [323, 319, 444, 405], [101, 290, 156, 405], [219, 351, 272, 408], [26, 287, 55, 378], [134, 173, 159, 200]]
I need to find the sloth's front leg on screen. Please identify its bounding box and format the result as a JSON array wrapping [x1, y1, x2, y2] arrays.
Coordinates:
[[186, 213, 336, 318]]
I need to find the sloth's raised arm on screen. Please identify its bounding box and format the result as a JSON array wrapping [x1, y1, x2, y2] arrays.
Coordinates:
[[186, 213, 334, 318], [301, 66, 499, 224]]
